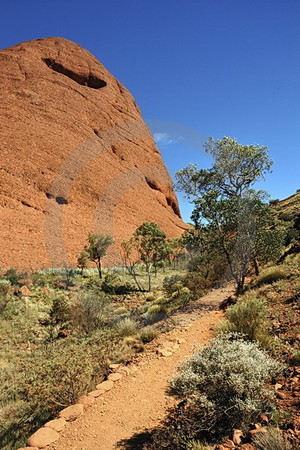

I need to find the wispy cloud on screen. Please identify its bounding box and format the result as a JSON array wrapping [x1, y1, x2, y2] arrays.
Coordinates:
[[153, 132, 175, 145]]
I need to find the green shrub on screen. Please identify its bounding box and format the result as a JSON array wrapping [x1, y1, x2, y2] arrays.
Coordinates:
[[217, 297, 274, 348], [163, 275, 183, 296], [116, 318, 138, 337], [139, 326, 158, 343], [253, 427, 296, 450], [145, 304, 167, 324], [4, 268, 27, 286], [142, 335, 282, 449], [69, 292, 111, 334], [101, 273, 134, 295], [0, 279, 10, 296], [166, 333, 282, 442], [256, 267, 287, 286], [19, 341, 99, 407], [183, 272, 207, 297]]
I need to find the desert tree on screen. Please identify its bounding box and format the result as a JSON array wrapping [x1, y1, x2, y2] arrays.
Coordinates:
[[85, 233, 114, 278], [176, 137, 282, 293], [76, 250, 90, 275]]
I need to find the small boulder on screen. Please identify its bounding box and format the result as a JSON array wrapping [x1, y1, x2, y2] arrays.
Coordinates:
[[248, 427, 267, 439], [44, 418, 66, 432], [259, 413, 269, 424], [157, 348, 173, 357], [88, 389, 105, 398], [116, 366, 130, 376], [27, 427, 59, 448], [18, 448, 39, 450], [108, 373, 122, 382], [59, 404, 84, 421], [232, 429, 244, 444], [216, 440, 235, 450], [276, 391, 286, 399], [109, 363, 120, 370], [19, 285, 33, 296], [96, 380, 114, 391], [240, 445, 255, 450], [77, 395, 95, 408]]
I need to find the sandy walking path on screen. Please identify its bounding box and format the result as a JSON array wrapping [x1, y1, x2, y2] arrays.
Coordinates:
[[49, 285, 233, 450]]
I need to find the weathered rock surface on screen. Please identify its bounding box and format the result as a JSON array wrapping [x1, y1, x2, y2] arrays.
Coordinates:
[[0, 37, 186, 269], [77, 394, 95, 408], [58, 403, 84, 421], [27, 427, 59, 447], [44, 418, 67, 432], [96, 380, 114, 391], [108, 372, 123, 382]]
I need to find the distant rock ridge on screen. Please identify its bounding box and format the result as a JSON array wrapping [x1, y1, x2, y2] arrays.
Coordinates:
[[0, 37, 186, 269]]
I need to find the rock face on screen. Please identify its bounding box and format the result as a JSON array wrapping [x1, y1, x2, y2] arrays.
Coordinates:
[[0, 37, 185, 269]]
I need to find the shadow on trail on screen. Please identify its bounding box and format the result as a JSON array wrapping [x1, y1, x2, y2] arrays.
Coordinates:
[[115, 430, 152, 449]]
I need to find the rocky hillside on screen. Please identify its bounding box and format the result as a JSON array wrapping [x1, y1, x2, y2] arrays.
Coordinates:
[[0, 37, 185, 269]]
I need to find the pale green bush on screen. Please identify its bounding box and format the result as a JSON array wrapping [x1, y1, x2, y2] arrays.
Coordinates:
[[169, 333, 282, 430]]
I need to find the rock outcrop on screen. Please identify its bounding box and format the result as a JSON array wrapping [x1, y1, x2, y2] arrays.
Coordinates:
[[0, 37, 185, 269]]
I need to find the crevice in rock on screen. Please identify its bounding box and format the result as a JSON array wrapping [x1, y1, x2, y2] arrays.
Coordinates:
[[43, 58, 107, 89], [94, 129, 102, 138], [21, 200, 32, 208], [166, 196, 181, 218], [145, 177, 162, 192]]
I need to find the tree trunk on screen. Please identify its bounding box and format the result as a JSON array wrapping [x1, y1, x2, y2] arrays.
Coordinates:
[[253, 258, 260, 276], [97, 258, 102, 279]]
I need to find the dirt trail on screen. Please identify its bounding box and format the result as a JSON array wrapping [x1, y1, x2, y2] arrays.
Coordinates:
[[49, 285, 234, 450]]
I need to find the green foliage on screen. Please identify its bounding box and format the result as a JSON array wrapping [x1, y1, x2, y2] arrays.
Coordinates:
[[85, 233, 114, 278], [133, 222, 170, 290], [77, 250, 90, 273], [169, 333, 281, 403], [176, 136, 272, 199], [0, 279, 10, 296], [253, 427, 297, 450], [69, 292, 111, 334], [217, 297, 274, 348], [101, 272, 134, 295], [175, 137, 281, 294], [163, 275, 184, 296], [121, 222, 172, 292], [4, 268, 27, 286], [144, 334, 282, 449]]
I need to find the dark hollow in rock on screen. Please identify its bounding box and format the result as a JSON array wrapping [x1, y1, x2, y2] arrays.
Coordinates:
[[43, 58, 107, 89]]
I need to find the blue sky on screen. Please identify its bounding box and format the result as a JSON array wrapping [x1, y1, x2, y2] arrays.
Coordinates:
[[1, 0, 299, 221]]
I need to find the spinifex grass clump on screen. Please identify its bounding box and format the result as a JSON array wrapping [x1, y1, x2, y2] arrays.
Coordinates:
[[256, 267, 287, 287]]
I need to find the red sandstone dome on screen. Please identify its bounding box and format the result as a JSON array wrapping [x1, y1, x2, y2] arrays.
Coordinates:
[[0, 37, 186, 269]]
